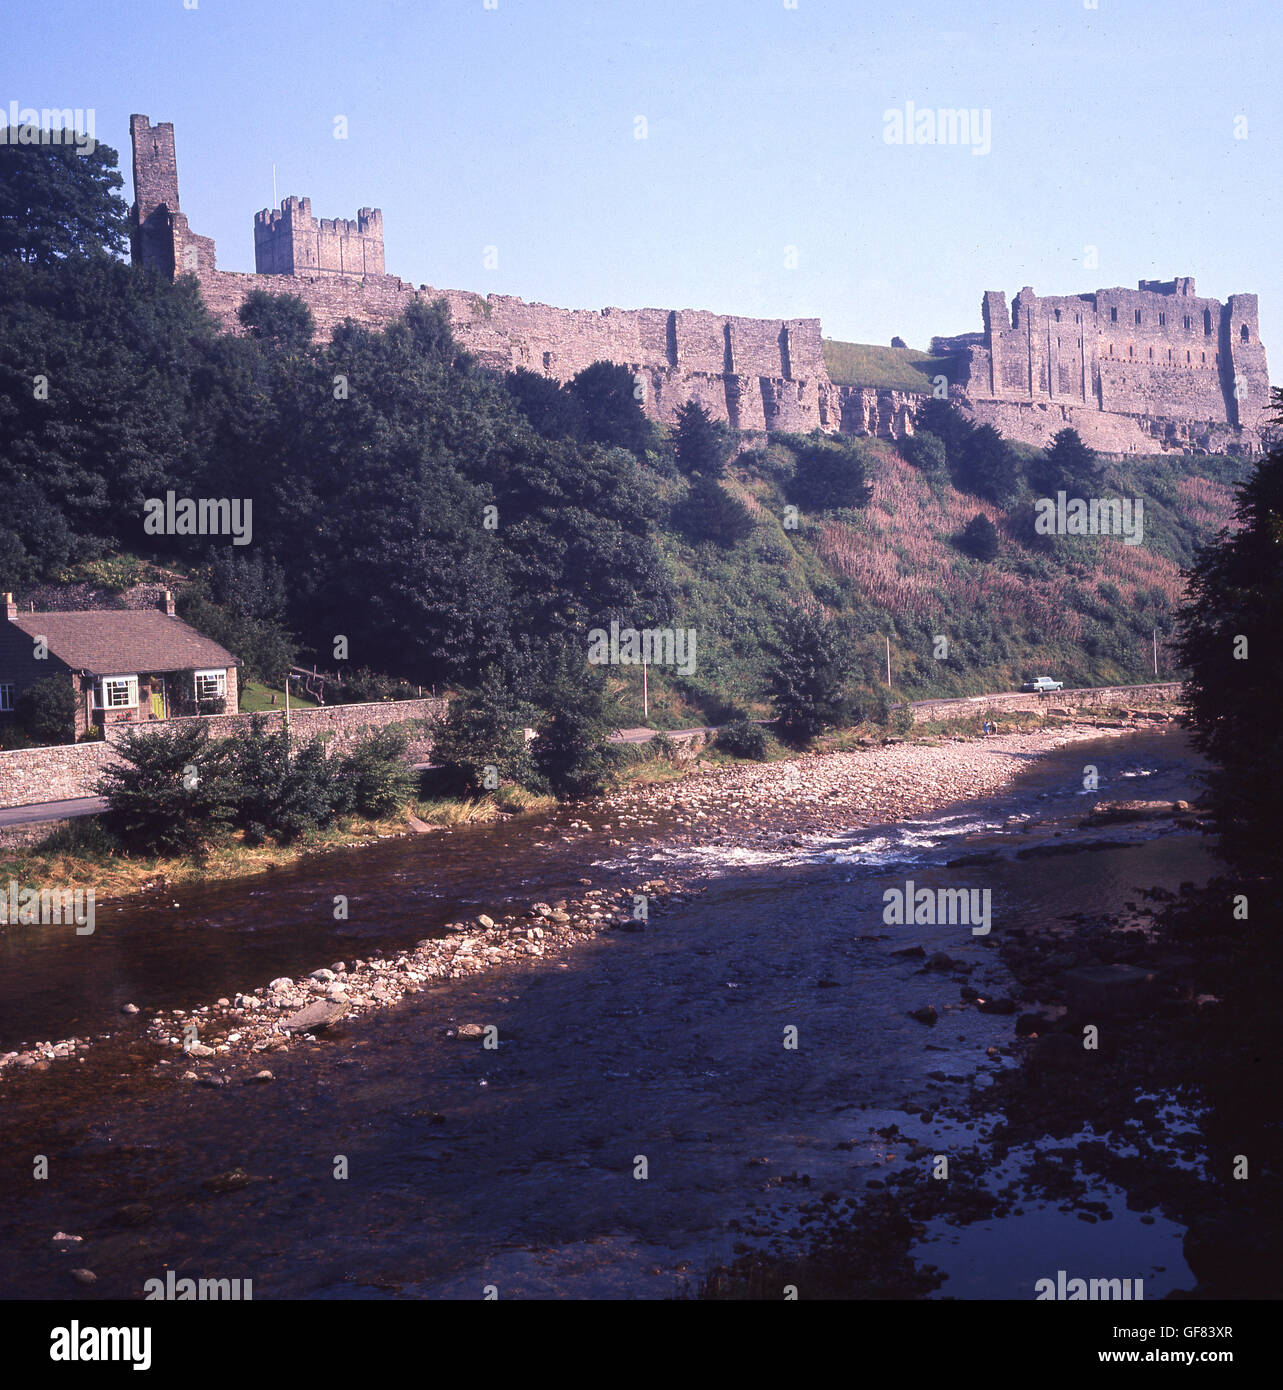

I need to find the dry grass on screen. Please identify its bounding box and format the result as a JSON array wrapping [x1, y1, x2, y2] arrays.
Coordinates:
[[0, 813, 407, 904]]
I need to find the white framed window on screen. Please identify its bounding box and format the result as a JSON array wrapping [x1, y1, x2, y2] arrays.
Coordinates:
[[0, 682, 14, 712], [97, 675, 138, 710], [194, 669, 227, 701]]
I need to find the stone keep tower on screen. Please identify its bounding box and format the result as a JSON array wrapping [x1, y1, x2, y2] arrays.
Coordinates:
[[128, 115, 216, 278], [253, 196, 384, 277]]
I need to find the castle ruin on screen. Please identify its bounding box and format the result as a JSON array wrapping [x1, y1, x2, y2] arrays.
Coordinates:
[[129, 115, 1269, 455], [936, 279, 1270, 454]]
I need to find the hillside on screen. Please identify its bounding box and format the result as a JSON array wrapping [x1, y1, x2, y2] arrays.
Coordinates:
[[822, 339, 956, 392], [613, 439, 1245, 728]]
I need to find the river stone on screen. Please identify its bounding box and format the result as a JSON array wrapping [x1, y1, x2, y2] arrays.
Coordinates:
[[70, 1269, 97, 1285], [455, 1023, 485, 1039], [280, 998, 351, 1034], [269, 977, 294, 993], [309, 968, 336, 983], [1063, 964, 1158, 1016], [120, 1003, 139, 1015], [203, 1168, 252, 1194], [908, 1005, 938, 1025]]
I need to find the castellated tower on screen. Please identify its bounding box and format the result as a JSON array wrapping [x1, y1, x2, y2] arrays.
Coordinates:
[[254, 197, 384, 277], [128, 114, 217, 278]]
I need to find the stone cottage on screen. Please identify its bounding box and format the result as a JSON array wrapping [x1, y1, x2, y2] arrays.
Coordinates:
[[0, 591, 239, 741]]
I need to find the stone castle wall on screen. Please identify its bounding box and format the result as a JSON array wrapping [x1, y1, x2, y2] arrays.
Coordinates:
[[952, 279, 1270, 453], [128, 114, 1269, 454]]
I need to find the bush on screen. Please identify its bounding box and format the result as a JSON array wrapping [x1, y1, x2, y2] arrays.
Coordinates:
[[96, 724, 234, 857], [958, 513, 1000, 561], [430, 673, 536, 795], [677, 472, 757, 546], [900, 430, 947, 475], [331, 666, 422, 704], [15, 675, 76, 745], [715, 719, 769, 760], [784, 433, 875, 512], [673, 400, 735, 478], [336, 726, 416, 817], [649, 730, 678, 761], [223, 716, 343, 845]]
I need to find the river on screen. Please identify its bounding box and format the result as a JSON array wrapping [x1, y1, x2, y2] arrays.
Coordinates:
[[0, 726, 1217, 1298]]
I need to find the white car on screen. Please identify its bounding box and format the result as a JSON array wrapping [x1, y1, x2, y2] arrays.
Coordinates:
[[1021, 676, 1064, 693]]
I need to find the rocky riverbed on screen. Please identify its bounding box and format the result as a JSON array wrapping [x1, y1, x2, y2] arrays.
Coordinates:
[[1, 721, 1149, 1077]]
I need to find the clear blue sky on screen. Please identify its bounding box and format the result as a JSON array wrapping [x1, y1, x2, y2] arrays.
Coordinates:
[[9, 0, 1280, 372]]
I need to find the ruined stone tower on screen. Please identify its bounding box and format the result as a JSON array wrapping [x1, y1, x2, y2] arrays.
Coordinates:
[[128, 115, 216, 278]]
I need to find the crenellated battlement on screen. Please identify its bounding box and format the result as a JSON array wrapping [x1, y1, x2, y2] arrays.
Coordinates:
[[253, 194, 384, 277]]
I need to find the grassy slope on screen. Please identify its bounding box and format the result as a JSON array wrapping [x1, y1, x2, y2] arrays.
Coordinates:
[[617, 442, 1245, 728], [822, 339, 955, 392]]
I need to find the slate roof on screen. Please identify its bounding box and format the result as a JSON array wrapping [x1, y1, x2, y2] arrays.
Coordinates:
[[9, 611, 237, 675]]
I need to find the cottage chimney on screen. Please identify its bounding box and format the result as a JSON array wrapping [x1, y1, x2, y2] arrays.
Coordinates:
[[161, 589, 176, 617], [2, 592, 16, 620]]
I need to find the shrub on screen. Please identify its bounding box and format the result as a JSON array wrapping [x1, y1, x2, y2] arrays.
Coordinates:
[[678, 472, 757, 546], [649, 730, 678, 761], [900, 430, 947, 476], [15, 675, 76, 745], [531, 660, 613, 799], [337, 726, 416, 817], [715, 719, 769, 760], [430, 673, 536, 795], [222, 716, 343, 845], [784, 434, 875, 512], [958, 513, 1000, 561], [96, 724, 234, 857]]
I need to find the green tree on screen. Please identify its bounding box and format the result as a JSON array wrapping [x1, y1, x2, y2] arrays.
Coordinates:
[[566, 360, 655, 455], [673, 400, 735, 478], [217, 715, 348, 845], [679, 471, 757, 546], [913, 397, 974, 464], [237, 289, 316, 353], [336, 726, 416, 817], [767, 608, 855, 743], [900, 429, 948, 476], [954, 424, 1023, 508], [96, 724, 234, 857], [504, 367, 583, 440], [531, 656, 613, 798], [1175, 422, 1283, 878], [177, 553, 297, 686], [785, 433, 875, 512], [0, 135, 128, 264], [0, 254, 217, 577], [1035, 427, 1102, 495], [430, 671, 537, 795]]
